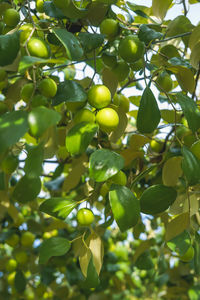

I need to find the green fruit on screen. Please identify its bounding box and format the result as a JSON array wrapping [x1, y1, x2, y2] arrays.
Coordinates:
[[109, 170, 127, 185], [53, 0, 70, 9], [27, 37, 50, 58], [7, 272, 16, 286], [112, 61, 130, 82], [66, 101, 86, 112], [21, 232, 35, 247], [77, 208, 94, 226], [96, 107, 119, 133], [179, 246, 194, 262], [19, 23, 41, 44], [3, 9, 20, 27], [156, 72, 173, 92], [190, 140, 200, 160], [38, 78, 57, 98], [6, 234, 19, 247], [73, 108, 95, 124], [150, 139, 163, 153], [36, 0, 44, 13], [102, 53, 117, 68], [88, 84, 111, 109], [119, 35, 145, 63], [6, 259, 17, 272], [100, 18, 119, 39], [15, 250, 28, 265], [20, 83, 34, 102], [1, 154, 18, 174], [63, 66, 76, 80], [113, 93, 130, 112]]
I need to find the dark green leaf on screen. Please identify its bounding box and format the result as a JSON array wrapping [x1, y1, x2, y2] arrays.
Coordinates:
[[194, 232, 200, 275], [39, 237, 71, 264], [78, 32, 104, 52], [0, 111, 28, 153], [12, 175, 41, 203], [137, 87, 161, 133], [181, 146, 200, 186], [167, 230, 191, 256], [140, 184, 177, 215], [52, 80, 87, 106], [83, 256, 100, 288], [14, 270, 26, 293], [0, 31, 20, 66], [109, 185, 140, 232], [43, 1, 65, 18], [24, 144, 44, 178], [39, 197, 78, 220], [135, 251, 154, 270], [89, 149, 124, 182], [138, 24, 163, 44], [53, 28, 83, 60], [66, 122, 98, 156], [176, 93, 200, 133]]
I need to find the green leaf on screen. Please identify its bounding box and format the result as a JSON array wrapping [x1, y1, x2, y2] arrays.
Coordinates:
[[0, 111, 28, 153], [61, 0, 88, 19], [39, 237, 71, 264], [194, 232, 200, 275], [162, 156, 183, 186], [166, 16, 193, 37], [52, 80, 87, 106], [109, 185, 140, 232], [43, 1, 65, 18], [24, 144, 44, 178], [140, 184, 177, 215], [39, 197, 78, 220], [138, 24, 163, 44], [52, 28, 83, 60], [78, 32, 104, 53], [152, 0, 173, 20], [14, 270, 26, 293], [83, 256, 100, 289], [167, 65, 195, 93], [176, 93, 200, 133], [66, 122, 98, 156], [181, 146, 200, 186], [137, 87, 161, 134], [12, 175, 41, 203], [0, 31, 20, 66], [135, 251, 154, 270], [19, 56, 65, 73], [167, 230, 191, 256], [89, 149, 124, 182]]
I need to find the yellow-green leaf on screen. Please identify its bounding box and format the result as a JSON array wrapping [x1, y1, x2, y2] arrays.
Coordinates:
[[162, 156, 183, 186], [152, 0, 173, 20]]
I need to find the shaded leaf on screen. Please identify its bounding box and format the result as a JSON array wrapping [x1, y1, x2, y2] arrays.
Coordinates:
[[162, 156, 183, 186], [165, 212, 190, 241], [12, 175, 41, 203], [78, 32, 104, 52], [167, 230, 191, 256], [24, 144, 44, 178], [14, 270, 26, 293], [138, 24, 163, 44], [0, 31, 20, 66], [181, 146, 200, 186]]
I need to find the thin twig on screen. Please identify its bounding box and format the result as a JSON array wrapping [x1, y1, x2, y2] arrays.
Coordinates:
[[152, 32, 191, 44]]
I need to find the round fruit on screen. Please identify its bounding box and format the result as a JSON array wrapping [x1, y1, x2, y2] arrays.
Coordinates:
[[15, 250, 28, 265], [3, 9, 20, 27], [7, 272, 16, 286], [21, 231, 35, 248], [96, 107, 119, 133], [88, 85, 111, 109], [38, 78, 57, 98], [112, 61, 130, 82], [100, 18, 119, 39], [63, 66, 76, 80], [66, 101, 86, 112], [150, 139, 163, 153], [1, 154, 18, 174], [36, 0, 44, 13], [191, 140, 200, 160], [53, 0, 70, 9], [19, 23, 42, 44], [6, 259, 17, 272], [6, 234, 19, 248], [77, 208, 95, 226], [73, 108, 95, 124], [113, 93, 129, 112], [156, 72, 173, 92], [27, 37, 50, 58], [109, 170, 127, 186], [31, 94, 48, 107], [179, 246, 194, 262], [20, 83, 34, 102], [102, 53, 117, 68], [119, 35, 145, 63]]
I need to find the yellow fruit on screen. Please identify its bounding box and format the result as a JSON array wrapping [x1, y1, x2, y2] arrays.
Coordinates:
[[3, 9, 20, 27], [179, 246, 194, 262], [38, 78, 57, 98], [112, 61, 130, 82], [27, 37, 50, 58], [88, 84, 111, 109], [77, 208, 94, 226], [6, 234, 19, 247], [100, 18, 119, 39], [113, 93, 130, 112], [190, 140, 200, 160], [150, 139, 163, 153], [156, 72, 173, 92], [73, 108, 95, 124], [21, 232, 35, 248], [6, 259, 18, 272], [96, 107, 119, 133], [119, 35, 145, 63]]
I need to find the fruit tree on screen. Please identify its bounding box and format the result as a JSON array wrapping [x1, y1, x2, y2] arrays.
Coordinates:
[[0, 0, 200, 299]]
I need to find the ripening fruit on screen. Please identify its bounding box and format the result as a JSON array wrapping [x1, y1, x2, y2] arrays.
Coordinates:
[[20, 83, 34, 102], [156, 72, 173, 92], [179, 246, 194, 262], [77, 208, 95, 226], [109, 170, 127, 186], [3, 9, 20, 27], [112, 61, 130, 82], [96, 107, 119, 133], [38, 78, 57, 98], [53, 0, 70, 9], [119, 35, 145, 63], [1, 154, 18, 174], [100, 18, 119, 39], [190, 140, 200, 160], [6, 234, 20, 248], [21, 232, 35, 248], [27, 37, 50, 58], [102, 53, 117, 68], [15, 250, 28, 265], [73, 108, 95, 124], [88, 84, 111, 109], [5, 259, 18, 272], [113, 93, 130, 112], [150, 139, 163, 153]]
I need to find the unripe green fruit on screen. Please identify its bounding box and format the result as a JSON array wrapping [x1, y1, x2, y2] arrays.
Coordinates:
[[27, 37, 50, 59], [1, 154, 18, 174], [119, 35, 145, 63], [15, 250, 28, 265], [88, 84, 111, 109], [36, 0, 44, 13], [77, 208, 94, 226], [7, 271, 16, 286], [38, 78, 57, 98], [109, 170, 127, 185], [21, 231, 35, 247], [3, 9, 20, 27], [112, 61, 130, 82], [113, 93, 130, 112], [6, 234, 19, 248], [179, 246, 194, 262], [96, 107, 119, 133], [63, 66, 76, 80], [73, 108, 95, 124], [150, 139, 163, 153], [156, 72, 173, 92], [100, 18, 119, 39], [6, 259, 17, 272], [20, 83, 34, 103]]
